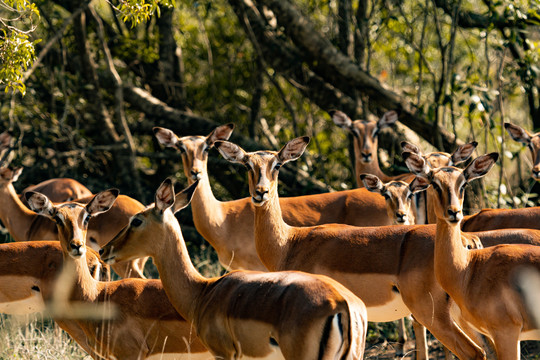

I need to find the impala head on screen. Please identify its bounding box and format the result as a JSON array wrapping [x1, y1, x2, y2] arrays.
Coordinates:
[[153, 124, 235, 181], [100, 180, 197, 264], [0, 165, 22, 187], [401, 141, 478, 169], [405, 151, 498, 225], [331, 110, 398, 164], [505, 122, 540, 180], [215, 137, 310, 207], [360, 174, 414, 225], [26, 190, 119, 259]]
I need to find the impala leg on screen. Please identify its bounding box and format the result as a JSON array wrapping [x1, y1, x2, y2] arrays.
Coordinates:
[[411, 317, 428, 360], [491, 329, 520, 360], [404, 293, 485, 359], [396, 318, 408, 357]]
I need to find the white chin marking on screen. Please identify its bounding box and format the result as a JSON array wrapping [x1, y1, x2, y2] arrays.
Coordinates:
[[71, 249, 86, 258], [251, 197, 265, 207]]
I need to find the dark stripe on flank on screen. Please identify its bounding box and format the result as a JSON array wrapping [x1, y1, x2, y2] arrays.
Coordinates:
[[318, 315, 334, 360]]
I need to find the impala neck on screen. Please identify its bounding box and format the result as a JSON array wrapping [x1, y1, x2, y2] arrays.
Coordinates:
[[353, 141, 388, 185], [434, 217, 470, 297], [0, 183, 38, 241], [152, 214, 208, 321], [63, 252, 99, 301], [187, 168, 226, 239], [254, 185, 291, 271]]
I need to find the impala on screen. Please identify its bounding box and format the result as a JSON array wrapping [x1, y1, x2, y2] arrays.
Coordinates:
[[215, 137, 540, 360], [0, 165, 147, 278], [154, 124, 391, 271], [360, 175, 416, 225], [401, 140, 478, 224], [0, 241, 111, 357], [404, 151, 540, 360], [505, 122, 540, 180], [26, 190, 210, 360], [331, 110, 414, 187], [20, 177, 93, 206], [101, 179, 368, 360]]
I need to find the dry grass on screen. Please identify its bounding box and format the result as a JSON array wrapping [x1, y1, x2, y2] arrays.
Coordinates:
[[0, 314, 91, 359]]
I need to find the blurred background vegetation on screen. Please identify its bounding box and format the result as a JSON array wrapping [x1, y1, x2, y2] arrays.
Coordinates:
[[1, 0, 540, 354]]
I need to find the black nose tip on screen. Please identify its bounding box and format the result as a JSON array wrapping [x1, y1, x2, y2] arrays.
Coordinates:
[[99, 248, 104, 255], [70, 243, 82, 252], [191, 170, 200, 175]]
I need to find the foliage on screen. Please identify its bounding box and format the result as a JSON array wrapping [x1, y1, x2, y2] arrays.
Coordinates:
[[114, 0, 175, 26], [0, 0, 39, 94]]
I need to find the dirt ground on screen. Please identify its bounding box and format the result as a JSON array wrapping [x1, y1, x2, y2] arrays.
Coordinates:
[[364, 338, 540, 359]]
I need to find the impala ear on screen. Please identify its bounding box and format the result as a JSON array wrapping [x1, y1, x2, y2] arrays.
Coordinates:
[[153, 127, 179, 148], [505, 123, 531, 144], [401, 141, 421, 155], [463, 153, 499, 182], [87, 189, 119, 216], [409, 176, 431, 194], [403, 151, 430, 176], [173, 180, 199, 213], [0, 166, 22, 182], [278, 136, 310, 164], [155, 178, 175, 213], [25, 191, 55, 218], [451, 141, 478, 165], [215, 141, 248, 164], [207, 123, 235, 146], [330, 110, 353, 130], [377, 111, 399, 130], [360, 174, 384, 193]]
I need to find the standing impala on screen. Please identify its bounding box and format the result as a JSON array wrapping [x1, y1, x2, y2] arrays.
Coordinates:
[[215, 137, 540, 360], [0, 165, 147, 278], [331, 110, 414, 187], [404, 151, 540, 360], [0, 241, 111, 358], [153, 124, 391, 271], [26, 190, 210, 360], [401, 140, 478, 224], [101, 179, 368, 360]]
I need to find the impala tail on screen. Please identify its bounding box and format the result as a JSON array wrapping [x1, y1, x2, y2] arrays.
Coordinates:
[[320, 304, 365, 360]]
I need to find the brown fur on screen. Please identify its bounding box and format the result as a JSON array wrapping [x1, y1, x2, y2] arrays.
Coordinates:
[[25, 195, 209, 360], [153, 126, 392, 272], [101, 180, 368, 360], [409, 153, 540, 360], [332, 110, 414, 187], [217, 139, 540, 360], [0, 167, 147, 279], [20, 178, 93, 205]]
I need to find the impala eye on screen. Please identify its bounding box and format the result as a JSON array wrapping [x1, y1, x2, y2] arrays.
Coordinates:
[[274, 163, 282, 171], [203, 146, 210, 153], [383, 193, 390, 200], [83, 214, 91, 226], [131, 218, 143, 227]]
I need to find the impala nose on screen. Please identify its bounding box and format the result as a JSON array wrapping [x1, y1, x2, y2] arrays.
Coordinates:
[[70, 243, 85, 256], [99, 248, 104, 255], [190, 169, 202, 180], [252, 187, 269, 205], [361, 152, 372, 163], [395, 212, 407, 224], [447, 208, 463, 222]]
